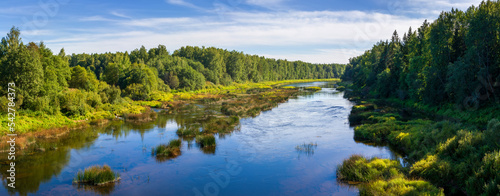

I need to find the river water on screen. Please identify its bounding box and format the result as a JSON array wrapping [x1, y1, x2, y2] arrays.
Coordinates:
[[0, 82, 399, 196]]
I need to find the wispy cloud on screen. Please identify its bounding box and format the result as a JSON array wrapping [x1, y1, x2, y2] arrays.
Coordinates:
[[165, 0, 204, 10], [245, 0, 287, 10], [80, 15, 117, 22], [110, 11, 131, 19]]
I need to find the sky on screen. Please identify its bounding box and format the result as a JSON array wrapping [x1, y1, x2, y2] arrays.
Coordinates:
[[0, 0, 484, 64]]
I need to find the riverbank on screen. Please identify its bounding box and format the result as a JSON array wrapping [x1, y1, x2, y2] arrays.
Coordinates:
[[338, 82, 500, 195], [0, 79, 338, 150]]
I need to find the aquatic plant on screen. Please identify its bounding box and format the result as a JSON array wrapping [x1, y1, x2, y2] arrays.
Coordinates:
[[176, 126, 200, 138], [74, 165, 120, 185], [152, 139, 182, 158], [195, 134, 216, 148], [304, 86, 322, 91], [295, 142, 317, 156]]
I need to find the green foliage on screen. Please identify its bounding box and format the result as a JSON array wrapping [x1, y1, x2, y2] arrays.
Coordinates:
[[337, 155, 404, 183], [74, 165, 120, 185], [337, 155, 443, 196], [360, 178, 444, 196], [349, 100, 500, 194], [343, 1, 500, 107]]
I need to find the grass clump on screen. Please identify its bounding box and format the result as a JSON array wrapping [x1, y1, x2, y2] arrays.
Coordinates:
[[195, 134, 216, 148], [152, 139, 182, 159], [336, 155, 404, 183], [360, 178, 444, 196], [74, 165, 120, 185], [304, 86, 322, 91], [176, 126, 200, 138], [337, 155, 443, 196]]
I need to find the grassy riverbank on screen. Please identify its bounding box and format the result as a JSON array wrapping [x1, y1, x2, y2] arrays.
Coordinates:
[[339, 83, 500, 195]]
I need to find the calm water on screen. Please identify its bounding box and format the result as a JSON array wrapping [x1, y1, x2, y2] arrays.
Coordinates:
[[1, 82, 399, 196]]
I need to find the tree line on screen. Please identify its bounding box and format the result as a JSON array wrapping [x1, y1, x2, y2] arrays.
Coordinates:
[[0, 28, 345, 116], [342, 0, 500, 109]]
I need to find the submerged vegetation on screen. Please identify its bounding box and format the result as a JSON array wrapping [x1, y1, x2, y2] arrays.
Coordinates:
[[337, 155, 444, 196], [295, 142, 318, 156], [74, 165, 120, 186]]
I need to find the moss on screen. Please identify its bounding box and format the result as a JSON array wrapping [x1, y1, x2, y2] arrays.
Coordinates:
[[74, 165, 120, 185]]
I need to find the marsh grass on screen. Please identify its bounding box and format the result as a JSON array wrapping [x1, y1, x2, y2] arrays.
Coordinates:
[[360, 178, 444, 196], [124, 108, 157, 122], [336, 155, 404, 183], [337, 155, 443, 196], [346, 97, 500, 194], [195, 134, 216, 148], [304, 86, 322, 91], [176, 126, 200, 138], [152, 139, 182, 160], [74, 165, 120, 185]]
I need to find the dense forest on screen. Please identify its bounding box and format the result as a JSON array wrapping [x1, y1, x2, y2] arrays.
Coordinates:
[[0, 28, 345, 118], [343, 0, 499, 109]]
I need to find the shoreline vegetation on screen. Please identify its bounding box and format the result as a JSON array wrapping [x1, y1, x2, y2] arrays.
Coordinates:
[[0, 78, 339, 150], [337, 1, 500, 195]]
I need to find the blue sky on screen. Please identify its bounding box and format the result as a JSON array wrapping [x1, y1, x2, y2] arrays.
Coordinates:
[[0, 0, 483, 64]]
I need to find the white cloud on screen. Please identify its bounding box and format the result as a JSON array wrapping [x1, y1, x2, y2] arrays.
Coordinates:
[[43, 10, 426, 64], [110, 11, 131, 19], [245, 0, 287, 9], [165, 0, 203, 10]]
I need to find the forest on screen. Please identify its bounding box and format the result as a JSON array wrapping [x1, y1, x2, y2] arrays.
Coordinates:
[[0, 27, 345, 126], [342, 1, 499, 110]]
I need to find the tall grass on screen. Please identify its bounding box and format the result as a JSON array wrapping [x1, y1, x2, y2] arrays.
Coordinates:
[[74, 165, 120, 185], [337, 155, 443, 195], [152, 139, 182, 158], [195, 134, 216, 148]]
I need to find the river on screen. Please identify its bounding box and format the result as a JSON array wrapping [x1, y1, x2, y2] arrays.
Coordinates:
[[0, 82, 400, 196]]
